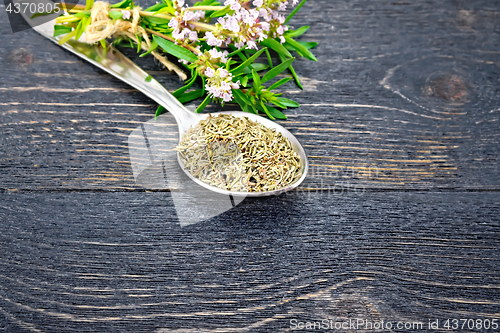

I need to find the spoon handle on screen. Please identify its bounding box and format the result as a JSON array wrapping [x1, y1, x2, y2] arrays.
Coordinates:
[[32, 21, 197, 127]]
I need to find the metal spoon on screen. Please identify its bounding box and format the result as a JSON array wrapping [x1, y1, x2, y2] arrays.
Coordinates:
[[27, 19, 308, 197]]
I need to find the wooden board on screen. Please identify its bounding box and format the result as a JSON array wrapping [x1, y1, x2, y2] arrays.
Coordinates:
[[0, 191, 499, 332], [0, 0, 499, 331], [0, 0, 499, 191]]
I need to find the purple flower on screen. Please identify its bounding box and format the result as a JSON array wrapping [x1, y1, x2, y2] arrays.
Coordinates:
[[204, 68, 240, 102], [121, 10, 131, 20]]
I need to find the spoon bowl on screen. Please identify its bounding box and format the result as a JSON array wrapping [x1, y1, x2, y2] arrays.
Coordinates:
[[27, 19, 308, 197]]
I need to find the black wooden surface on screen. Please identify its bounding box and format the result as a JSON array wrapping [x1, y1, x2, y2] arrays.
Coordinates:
[[1, 0, 499, 331]]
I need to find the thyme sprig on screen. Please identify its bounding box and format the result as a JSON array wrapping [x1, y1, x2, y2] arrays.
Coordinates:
[[52, 0, 317, 120]]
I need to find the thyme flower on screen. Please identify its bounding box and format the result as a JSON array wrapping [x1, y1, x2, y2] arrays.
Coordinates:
[[205, 68, 240, 102]]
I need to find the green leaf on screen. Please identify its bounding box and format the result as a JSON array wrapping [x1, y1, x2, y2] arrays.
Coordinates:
[[74, 16, 90, 41], [241, 63, 269, 74], [279, 54, 303, 89], [173, 72, 198, 98], [285, 26, 310, 38], [233, 89, 251, 104], [111, 0, 131, 8], [289, 64, 302, 89], [257, 101, 275, 120], [195, 0, 220, 5], [144, 16, 171, 25], [108, 10, 123, 20], [227, 47, 245, 58], [155, 105, 165, 120], [248, 103, 258, 114], [157, 5, 176, 15], [260, 38, 292, 58], [136, 34, 142, 53], [285, 36, 317, 61], [58, 29, 77, 45], [251, 70, 261, 92], [53, 25, 72, 37], [72, 11, 91, 19], [270, 99, 288, 109], [276, 97, 299, 108], [261, 57, 294, 83], [210, 5, 231, 18], [264, 48, 273, 69], [85, 0, 94, 10], [285, 41, 318, 51], [152, 35, 198, 63], [268, 77, 292, 90], [255, 101, 286, 119], [240, 75, 249, 87], [139, 39, 158, 57], [145, 2, 167, 11], [196, 95, 211, 113], [177, 89, 204, 103], [285, 0, 308, 24], [230, 47, 266, 75], [266, 105, 287, 119], [232, 93, 248, 113]]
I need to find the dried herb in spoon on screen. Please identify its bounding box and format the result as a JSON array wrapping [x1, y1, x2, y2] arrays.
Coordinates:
[[176, 114, 301, 192]]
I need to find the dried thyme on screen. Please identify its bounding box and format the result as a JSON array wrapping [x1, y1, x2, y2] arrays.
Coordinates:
[[176, 114, 301, 192]]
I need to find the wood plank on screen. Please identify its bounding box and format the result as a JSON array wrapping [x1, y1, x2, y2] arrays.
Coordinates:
[[1, 0, 499, 190], [0, 191, 498, 332]]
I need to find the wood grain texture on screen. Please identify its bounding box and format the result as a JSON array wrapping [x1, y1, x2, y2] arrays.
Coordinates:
[[0, 0, 499, 331], [0, 192, 499, 332], [0, 0, 499, 190]]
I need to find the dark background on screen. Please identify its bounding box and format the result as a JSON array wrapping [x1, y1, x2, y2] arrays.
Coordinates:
[[1, 0, 499, 331]]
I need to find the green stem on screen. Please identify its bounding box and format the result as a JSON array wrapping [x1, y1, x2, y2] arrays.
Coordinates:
[[140, 11, 173, 19], [189, 21, 237, 38], [284, 0, 308, 24], [56, 16, 81, 23], [58, 29, 77, 45]]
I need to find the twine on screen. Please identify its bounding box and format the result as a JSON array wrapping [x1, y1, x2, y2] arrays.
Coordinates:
[[85, 1, 187, 80]]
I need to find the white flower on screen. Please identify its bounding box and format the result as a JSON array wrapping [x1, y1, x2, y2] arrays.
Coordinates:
[[205, 31, 223, 47], [188, 30, 198, 41], [183, 10, 204, 22], [121, 10, 131, 20], [247, 41, 257, 49], [208, 48, 229, 63], [224, 16, 240, 33], [218, 68, 229, 78], [205, 67, 215, 78], [205, 68, 239, 102], [168, 18, 179, 29], [224, 0, 241, 11], [168, 7, 204, 43]]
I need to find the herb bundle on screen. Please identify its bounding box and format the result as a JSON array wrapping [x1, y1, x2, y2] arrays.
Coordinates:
[[176, 114, 301, 192], [52, 0, 316, 120]]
